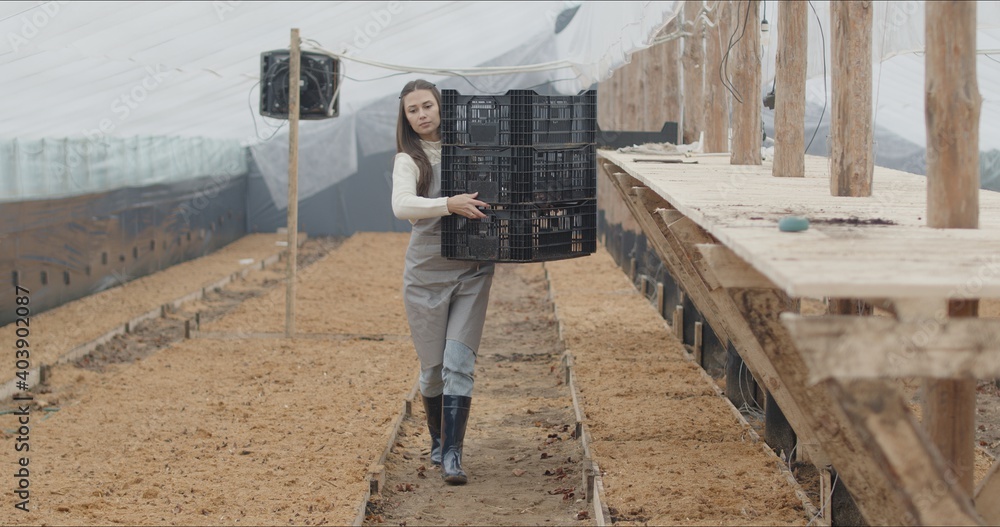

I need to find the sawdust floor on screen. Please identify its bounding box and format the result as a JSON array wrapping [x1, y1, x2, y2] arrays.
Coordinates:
[[365, 262, 589, 526], [0, 232, 297, 370], [3, 232, 999, 526], [546, 249, 809, 526]]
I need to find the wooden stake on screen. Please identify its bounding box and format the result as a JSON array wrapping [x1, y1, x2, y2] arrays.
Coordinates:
[[673, 305, 684, 341], [924, 2, 981, 496], [772, 0, 807, 177], [285, 28, 301, 338], [682, 0, 706, 144], [704, 0, 731, 153], [830, 1, 873, 196], [731, 0, 761, 165], [693, 320, 703, 365]]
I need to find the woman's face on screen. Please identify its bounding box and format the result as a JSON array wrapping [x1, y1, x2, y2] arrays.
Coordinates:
[[402, 89, 440, 141]]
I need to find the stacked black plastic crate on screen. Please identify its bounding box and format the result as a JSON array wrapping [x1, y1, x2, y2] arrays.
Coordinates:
[[439, 89, 597, 262]]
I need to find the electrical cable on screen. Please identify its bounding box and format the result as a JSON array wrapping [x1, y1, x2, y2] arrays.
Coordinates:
[[246, 79, 287, 142], [805, 0, 827, 154], [806, 471, 839, 526], [302, 38, 576, 77], [247, 58, 291, 141], [722, 0, 754, 104]]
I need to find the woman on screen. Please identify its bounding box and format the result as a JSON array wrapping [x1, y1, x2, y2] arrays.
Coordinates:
[[390, 79, 493, 485]]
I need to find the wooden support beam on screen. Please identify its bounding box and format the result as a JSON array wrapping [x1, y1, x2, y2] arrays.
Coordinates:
[[829, 379, 983, 525], [728, 288, 908, 525], [602, 161, 823, 468], [656, 208, 685, 225], [773, 0, 807, 177], [704, 0, 731, 153], [976, 459, 1000, 524], [632, 186, 671, 213], [925, 2, 982, 496], [782, 314, 1000, 382], [926, 2, 980, 229], [830, 0, 873, 196], [682, 0, 706, 144], [693, 243, 775, 289], [731, 0, 761, 165]]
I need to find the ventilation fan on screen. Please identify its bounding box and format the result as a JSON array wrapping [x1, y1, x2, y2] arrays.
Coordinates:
[[259, 50, 339, 120]]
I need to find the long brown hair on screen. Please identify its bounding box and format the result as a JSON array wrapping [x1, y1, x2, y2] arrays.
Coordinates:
[[396, 79, 441, 197]]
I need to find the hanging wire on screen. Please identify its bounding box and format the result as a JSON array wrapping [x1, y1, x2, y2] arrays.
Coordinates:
[[246, 78, 287, 142], [302, 38, 576, 77], [805, 0, 827, 153], [806, 471, 839, 526], [721, 0, 755, 104]]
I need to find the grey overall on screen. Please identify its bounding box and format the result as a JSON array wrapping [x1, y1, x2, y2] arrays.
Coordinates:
[[402, 161, 495, 398]]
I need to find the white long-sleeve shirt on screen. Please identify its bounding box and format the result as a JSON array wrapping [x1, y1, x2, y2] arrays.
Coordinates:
[[391, 139, 449, 223]]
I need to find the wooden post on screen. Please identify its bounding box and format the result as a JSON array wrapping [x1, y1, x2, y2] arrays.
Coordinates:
[[731, 0, 761, 165], [924, 2, 981, 496], [682, 0, 706, 144], [285, 28, 301, 338], [772, 0, 807, 177], [830, 1, 873, 196], [597, 68, 617, 130], [704, 0, 731, 153], [926, 3, 980, 229]]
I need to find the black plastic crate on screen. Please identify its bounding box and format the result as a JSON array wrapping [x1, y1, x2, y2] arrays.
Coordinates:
[[525, 145, 596, 202], [441, 89, 595, 147], [522, 91, 596, 145], [441, 144, 596, 206], [440, 90, 528, 147], [441, 200, 596, 263]]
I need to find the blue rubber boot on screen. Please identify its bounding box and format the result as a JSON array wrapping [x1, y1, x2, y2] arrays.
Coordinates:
[[440, 395, 472, 485], [421, 394, 443, 466]]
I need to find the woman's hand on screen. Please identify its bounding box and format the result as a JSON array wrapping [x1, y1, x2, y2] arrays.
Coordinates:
[[447, 192, 489, 219]]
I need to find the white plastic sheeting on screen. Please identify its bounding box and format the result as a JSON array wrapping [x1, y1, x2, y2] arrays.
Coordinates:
[[4, 1, 1000, 205], [0, 1, 682, 205], [757, 0, 1000, 152]]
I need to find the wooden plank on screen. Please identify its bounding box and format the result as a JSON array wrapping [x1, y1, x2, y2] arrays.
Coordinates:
[[695, 243, 775, 289], [829, 379, 982, 526], [830, 0, 873, 196], [773, 0, 807, 178], [727, 288, 912, 525], [730, 0, 761, 165], [782, 314, 1000, 381], [598, 148, 1000, 300], [976, 459, 1000, 524]]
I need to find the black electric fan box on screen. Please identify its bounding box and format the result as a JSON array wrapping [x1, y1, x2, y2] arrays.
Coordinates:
[[259, 50, 339, 120]]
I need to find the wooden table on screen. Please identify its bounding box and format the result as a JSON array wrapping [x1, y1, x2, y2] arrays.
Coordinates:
[[598, 149, 1000, 526]]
